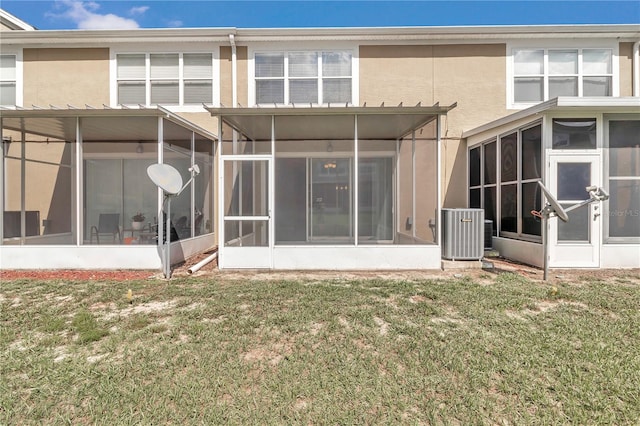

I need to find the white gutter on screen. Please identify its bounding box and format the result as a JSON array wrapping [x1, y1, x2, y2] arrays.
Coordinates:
[[229, 34, 237, 107], [634, 40, 640, 97], [2, 24, 638, 45]]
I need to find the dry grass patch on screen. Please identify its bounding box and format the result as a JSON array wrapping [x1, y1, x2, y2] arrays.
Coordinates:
[[1, 271, 639, 424]]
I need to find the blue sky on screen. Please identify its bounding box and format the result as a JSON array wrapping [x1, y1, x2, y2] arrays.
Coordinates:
[[2, 0, 639, 30]]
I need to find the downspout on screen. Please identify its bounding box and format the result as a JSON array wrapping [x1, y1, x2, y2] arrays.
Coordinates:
[[229, 34, 237, 107], [188, 251, 218, 274], [633, 40, 640, 97]]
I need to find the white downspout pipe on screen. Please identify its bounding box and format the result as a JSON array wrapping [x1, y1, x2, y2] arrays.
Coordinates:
[[633, 40, 640, 97], [229, 34, 237, 107], [187, 251, 218, 274]]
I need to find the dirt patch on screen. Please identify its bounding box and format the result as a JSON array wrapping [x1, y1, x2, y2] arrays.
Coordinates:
[[102, 301, 176, 320], [0, 269, 157, 282], [2, 251, 638, 284]]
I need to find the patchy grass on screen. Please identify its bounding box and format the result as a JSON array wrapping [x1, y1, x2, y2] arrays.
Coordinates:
[[72, 309, 109, 344], [1, 272, 639, 424]]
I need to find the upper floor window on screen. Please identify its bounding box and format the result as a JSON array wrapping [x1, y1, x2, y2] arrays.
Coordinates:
[[116, 53, 213, 106], [513, 48, 613, 105], [0, 55, 17, 106], [255, 51, 352, 105]]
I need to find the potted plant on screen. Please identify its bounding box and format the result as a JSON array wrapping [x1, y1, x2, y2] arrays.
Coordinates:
[[131, 212, 145, 231]]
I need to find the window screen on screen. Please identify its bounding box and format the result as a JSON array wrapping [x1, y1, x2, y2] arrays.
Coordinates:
[[552, 119, 596, 149], [0, 55, 17, 106], [608, 120, 640, 239], [256, 53, 284, 78]]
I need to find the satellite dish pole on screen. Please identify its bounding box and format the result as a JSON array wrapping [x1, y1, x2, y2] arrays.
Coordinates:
[[147, 163, 200, 278], [532, 182, 609, 281]]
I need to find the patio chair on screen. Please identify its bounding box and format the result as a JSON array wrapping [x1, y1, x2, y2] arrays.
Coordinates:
[[90, 213, 122, 244]]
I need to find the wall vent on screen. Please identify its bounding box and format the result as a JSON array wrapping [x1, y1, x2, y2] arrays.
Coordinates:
[[442, 208, 484, 260]]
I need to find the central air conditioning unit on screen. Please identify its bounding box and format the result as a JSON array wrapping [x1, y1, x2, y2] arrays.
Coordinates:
[[441, 208, 484, 260]]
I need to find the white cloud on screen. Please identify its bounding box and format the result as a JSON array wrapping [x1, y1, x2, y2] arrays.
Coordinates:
[[129, 6, 149, 16], [49, 1, 140, 30], [167, 19, 183, 28]]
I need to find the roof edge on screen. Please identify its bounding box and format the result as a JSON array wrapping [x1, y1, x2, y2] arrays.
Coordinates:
[[0, 105, 218, 141], [205, 103, 457, 117], [1, 23, 638, 44], [0, 9, 36, 31], [462, 97, 640, 139]]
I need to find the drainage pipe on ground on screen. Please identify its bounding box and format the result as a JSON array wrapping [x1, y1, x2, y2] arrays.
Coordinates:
[[187, 252, 218, 275]]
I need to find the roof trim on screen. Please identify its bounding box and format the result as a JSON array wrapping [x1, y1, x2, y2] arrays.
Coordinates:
[[462, 97, 640, 139], [205, 103, 457, 117], [0, 9, 36, 31], [1, 24, 638, 45], [0, 105, 217, 141]]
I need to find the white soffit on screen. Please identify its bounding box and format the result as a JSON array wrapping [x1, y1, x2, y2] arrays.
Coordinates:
[[462, 97, 640, 140]]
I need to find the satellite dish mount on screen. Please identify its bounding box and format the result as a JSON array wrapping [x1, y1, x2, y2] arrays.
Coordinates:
[[532, 182, 609, 281], [147, 163, 200, 278]]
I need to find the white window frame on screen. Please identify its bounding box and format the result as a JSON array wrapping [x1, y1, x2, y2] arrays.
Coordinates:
[[507, 41, 619, 109], [110, 48, 219, 112], [0, 50, 23, 107], [248, 44, 358, 106]]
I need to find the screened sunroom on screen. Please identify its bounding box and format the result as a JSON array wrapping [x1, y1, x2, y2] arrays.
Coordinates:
[[464, 97, 640, 269], [0, 107, 215, 269], [208, 103, 455, 269]]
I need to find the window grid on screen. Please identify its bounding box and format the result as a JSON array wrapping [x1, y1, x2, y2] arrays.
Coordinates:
[[255, 51, 352, 106], [116, 53, 213, 106], [513, 48, 613, 104]]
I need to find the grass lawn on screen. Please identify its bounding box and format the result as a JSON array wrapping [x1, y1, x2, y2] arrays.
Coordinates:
[[1, 271, 639, 424]]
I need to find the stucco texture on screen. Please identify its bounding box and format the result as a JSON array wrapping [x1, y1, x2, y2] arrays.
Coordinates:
[[23, 48, 110, 107], [360, 44, 508, 207]]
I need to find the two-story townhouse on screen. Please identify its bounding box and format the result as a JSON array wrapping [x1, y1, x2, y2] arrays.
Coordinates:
[[1, 9, 638, 273]]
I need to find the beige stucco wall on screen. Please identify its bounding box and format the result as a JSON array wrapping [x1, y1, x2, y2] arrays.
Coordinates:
[[23, 48, 110, 107], [220, 45, 248, 107], [619, 42, 634, 97], [177, 113, 218, 135], [360, 44, 508, 208], [4, 141, 72, 237]]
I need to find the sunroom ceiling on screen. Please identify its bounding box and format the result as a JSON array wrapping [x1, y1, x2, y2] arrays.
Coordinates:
[[0, 107, 216, 142], [206, 103, 456, 141]]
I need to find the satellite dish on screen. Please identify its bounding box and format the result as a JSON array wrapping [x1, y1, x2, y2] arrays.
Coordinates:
[[147, 164, 183, 195], [538, 181, 569, 223]]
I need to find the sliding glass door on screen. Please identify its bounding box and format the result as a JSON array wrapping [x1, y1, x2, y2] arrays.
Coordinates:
[[309, 158, 353, 241], [275, 156, 394, 244], [358, 157, 393, 243]]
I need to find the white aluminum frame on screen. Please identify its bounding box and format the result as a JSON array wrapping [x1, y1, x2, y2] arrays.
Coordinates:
[[217, 111, 444, 270], [548, 154, 602, 268]]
